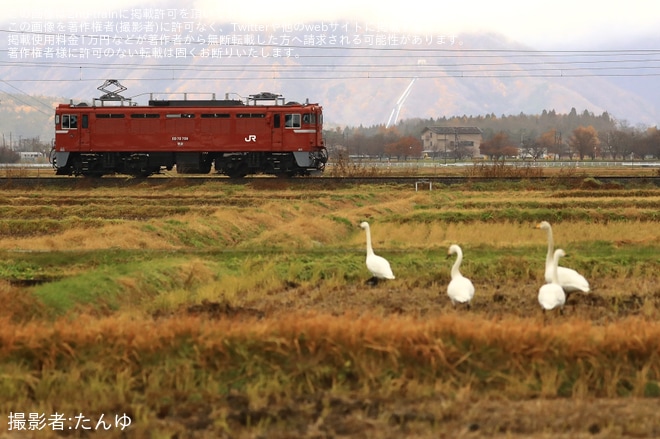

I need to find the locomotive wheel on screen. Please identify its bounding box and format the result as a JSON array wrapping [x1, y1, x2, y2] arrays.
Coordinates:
[[226, 163, 248, 179], [200, 161, 212, 174], [227, 170, 247, 179]]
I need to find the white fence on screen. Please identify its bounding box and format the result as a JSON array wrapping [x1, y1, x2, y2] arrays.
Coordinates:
[[328, 160, 660, 169]]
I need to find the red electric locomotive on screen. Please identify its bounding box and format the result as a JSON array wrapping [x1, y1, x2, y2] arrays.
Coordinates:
[[51, 80, 327, 178]]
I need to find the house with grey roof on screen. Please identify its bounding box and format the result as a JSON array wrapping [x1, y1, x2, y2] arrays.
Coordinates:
[[421, 127, 483, 159]]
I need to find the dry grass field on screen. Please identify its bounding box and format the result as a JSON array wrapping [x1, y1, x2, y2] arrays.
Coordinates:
[[0, 171, 658, 438]]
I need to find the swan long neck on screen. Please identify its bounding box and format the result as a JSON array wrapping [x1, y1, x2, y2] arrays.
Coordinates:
[[551, 250, 561, 283], [545, 227, 555, 263], [451, 249, 463, 278], [364, 226, 374, 256]]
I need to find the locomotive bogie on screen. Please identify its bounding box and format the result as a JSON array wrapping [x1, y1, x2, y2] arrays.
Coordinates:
[[53, 151, 174, 177], [52, 88, 327, 178], [175, 152, 212, 174]]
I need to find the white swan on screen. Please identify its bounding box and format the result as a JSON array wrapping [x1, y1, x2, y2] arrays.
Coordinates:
[[447, 244, 475, 308], [538, 248, 567, 312], [359, 221, 395, 285], [536, 221, 590, 294]]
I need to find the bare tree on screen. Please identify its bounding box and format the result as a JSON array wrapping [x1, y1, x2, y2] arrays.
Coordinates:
[[530, 129, 558, 159], [641, 127, 660, 158], [385, 136, 423, 160], [607, 130, 634, 159], [569, 126, 600, 160], [0, 147, 20, 163], [523, 136, 547, 160], [480, 132, 519, 160]]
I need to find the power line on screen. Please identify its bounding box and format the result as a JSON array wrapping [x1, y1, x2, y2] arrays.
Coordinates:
[[1, 27, 659, 55], [1, 54, 660, 78], [0, 80, 53, 115], [2, 54, 660, 69], [2, 28, 660, 58], [2, 67, 660, 81], [2, 28, 660, 81]]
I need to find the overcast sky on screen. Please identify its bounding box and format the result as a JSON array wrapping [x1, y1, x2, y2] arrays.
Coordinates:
[[5, 0, 659, 49]]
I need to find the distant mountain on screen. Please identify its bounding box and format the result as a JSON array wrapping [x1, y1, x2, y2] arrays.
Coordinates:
[[307, 32, 660, 127], [597, 34, 660, 121], [0, 23, 658, 140]]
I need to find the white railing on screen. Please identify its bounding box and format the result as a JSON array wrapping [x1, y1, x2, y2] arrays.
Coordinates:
[[327, 160, 660, 169]]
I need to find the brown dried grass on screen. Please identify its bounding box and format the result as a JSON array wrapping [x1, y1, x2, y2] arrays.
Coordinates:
[[0, 180, 658, 437]]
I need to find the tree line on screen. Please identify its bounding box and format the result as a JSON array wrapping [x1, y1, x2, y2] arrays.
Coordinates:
[[324, 108, 660, 160]]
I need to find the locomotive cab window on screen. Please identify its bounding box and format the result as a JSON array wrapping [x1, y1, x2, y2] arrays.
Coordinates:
[[302, 113, 316, 125], [285, 114, 301, 128], [62, 114, 78, 129]]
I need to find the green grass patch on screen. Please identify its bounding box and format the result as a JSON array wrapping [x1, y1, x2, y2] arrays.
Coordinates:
[[32, 256, 215, 315]]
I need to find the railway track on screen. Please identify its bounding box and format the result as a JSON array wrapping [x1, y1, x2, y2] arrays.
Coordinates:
[[1, 175, 659, 188]]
